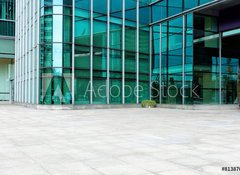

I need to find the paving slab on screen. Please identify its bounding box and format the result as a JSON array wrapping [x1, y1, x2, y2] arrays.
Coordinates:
[[0, 105, 240, 175]]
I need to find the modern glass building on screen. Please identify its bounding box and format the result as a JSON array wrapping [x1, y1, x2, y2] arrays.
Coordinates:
[[11, 0, 240, 106]]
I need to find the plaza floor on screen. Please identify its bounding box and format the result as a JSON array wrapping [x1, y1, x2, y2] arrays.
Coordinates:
[[0, 105, 240, 175]]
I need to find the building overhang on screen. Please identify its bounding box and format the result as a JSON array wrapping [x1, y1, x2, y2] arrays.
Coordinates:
[[196, 0, 240, 32], [196, 0, 240, 16], [150, 0, 240, 26]]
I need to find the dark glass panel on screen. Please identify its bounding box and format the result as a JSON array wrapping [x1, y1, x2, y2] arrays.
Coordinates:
[[93, 20, 107, 48], [0, 0, 15, 20], [125, 51, 136, 103], [0, 21, 15, 36], [151, 25, 160, 103], [161, 17, 183, 104], [40, 69, 72, 105], [93, 47, 107, 104], [193, 14, 220, 104], [63, 15, 72, 43], [185, 13, 194, 104], [40, 16, 53, 43], [139, 53, 150, 102], [74, 45, 90, 104], [75, 0, 90, 46], [110, 49, 122, 104], [221, 32, 240, 104]]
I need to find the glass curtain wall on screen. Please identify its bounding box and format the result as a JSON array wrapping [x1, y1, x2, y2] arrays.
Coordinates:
[[161, 17, 184, 104], [151, 24, 160, 103], [221, 32, 240, 104], [151, 14, 194, 105], [151, 0, 215, 23], [40, 0, 73, 105], [75, 0, 91, 104], [125, 0, 137, 104], [193, 14, 220, 104], [39, 0, 151, 105], [151, 1, 240, 105], [193, 14, 240, 104], [185, 14, 194, 104], [0, 0, 15, 36], [92, 0, 107, 104], [73, 0, 150, 105], [110, 0, 122, 104], [139, 1, 150, 102]]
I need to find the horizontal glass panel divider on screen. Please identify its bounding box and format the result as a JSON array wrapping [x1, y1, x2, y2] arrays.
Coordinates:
[[0, 19, 15, 22], [41, 67, 73, 69], [40, 5, 73, 8], [40, 42, 73, 44], [40, 13, 73, 16], [193, 34, 220, 43], [40, 73, 72, 77], [194, 71, 221, 74], [149, 0, 162, 6], [40, 14, 73, 17], [75, 7, 91, 10], [222, 28, 240, 38]]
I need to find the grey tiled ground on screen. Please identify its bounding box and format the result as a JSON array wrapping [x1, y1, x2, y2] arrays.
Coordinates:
[[0, 105, 240, 175]]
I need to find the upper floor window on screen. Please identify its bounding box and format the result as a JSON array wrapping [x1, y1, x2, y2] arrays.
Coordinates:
[[0, 0, 15, 20]]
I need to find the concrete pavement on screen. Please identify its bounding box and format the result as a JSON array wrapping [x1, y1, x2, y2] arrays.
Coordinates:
[[0, 105, 239, 175]]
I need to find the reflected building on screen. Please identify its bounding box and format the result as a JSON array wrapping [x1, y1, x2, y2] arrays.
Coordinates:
[[6, 0, 240, 106], [151, 0, 240, 105]]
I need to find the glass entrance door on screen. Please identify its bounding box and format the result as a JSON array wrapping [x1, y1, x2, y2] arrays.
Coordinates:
[[193, 14, 240, 104], [221, 30, 240, 104]]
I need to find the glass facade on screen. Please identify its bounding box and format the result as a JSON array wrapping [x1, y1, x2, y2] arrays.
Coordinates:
[[39, 0, 151, 105], [193, 14, 240, 104], [151, 0, 240, 105], [40, 0, 73, 104], [151, 0, 215, 23], [15, 0, 240, 105], [0, 0, 15, 36]]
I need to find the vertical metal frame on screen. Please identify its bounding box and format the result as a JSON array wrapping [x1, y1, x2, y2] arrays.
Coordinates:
[[27, 1, 31, 104], [20, 0, 25, 102], [149, 4, 152, 101], [20, 0, 22, 103], [25, 1, 27, 103], [191, 12, 194, 105], [219, 32, 222, 104], [136, 0, 139, 104], [36, 0, 40, 104], [14, 0, 18, 102], [72, 0, 75, 105], [21, 1, 24, 103], [90, 0, 93, 104], [159, 23, 162, 104], [122, 0, 125, 104], [182, 15, 186, 105], [238, 61, 240, 105], [31, 0, 35, 104], [107, 0, 110, 104], [149, 26, 152, 100]]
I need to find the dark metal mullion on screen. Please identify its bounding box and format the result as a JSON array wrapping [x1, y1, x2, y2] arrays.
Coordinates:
[[166, 0, 169, 99], [192, 12, 195, 105]]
